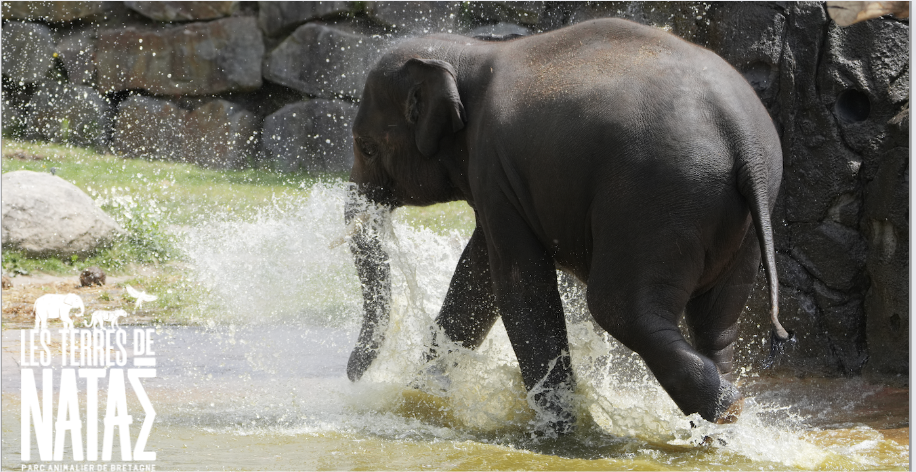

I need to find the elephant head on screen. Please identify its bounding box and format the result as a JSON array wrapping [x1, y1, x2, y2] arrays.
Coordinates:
[[345, 54, 468, 381], [62, 293, 85, 318]]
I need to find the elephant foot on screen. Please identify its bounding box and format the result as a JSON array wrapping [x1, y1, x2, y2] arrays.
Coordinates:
[[530, 388, 577, 437], [410, 360, 452, 395], [713, 382, 743, 424], [530, 415, 576, 438], [715, 397, 744, 424]]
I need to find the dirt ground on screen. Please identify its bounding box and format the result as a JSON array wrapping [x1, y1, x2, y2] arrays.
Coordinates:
[[1, 268, 162, 329]]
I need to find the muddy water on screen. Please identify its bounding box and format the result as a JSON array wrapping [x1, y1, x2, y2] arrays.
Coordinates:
[[1, 182, 909, 470]]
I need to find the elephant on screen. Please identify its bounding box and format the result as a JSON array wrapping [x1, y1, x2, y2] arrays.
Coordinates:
[[344, 18, 793, 434], [33, 293, 85, 330], [86, 309, 127, 329]]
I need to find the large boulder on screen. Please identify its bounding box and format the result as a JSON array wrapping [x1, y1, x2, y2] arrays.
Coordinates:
[[96, 17, 264, 95], [111, 95, 187, 160], [258, 1, 357, 37], [263, 23, 387, 100], [568, 2, 708, 40], [1, 22, 56, 85], [827, 19, 910, 375], [111, 96, 257, 168], [261, 99, 357, 172], [57, 30, 98, 86], [124, 1, 238, 22], [184, 99, 259, 169], [704, 3, 786, 108], [2, 92, 25, 138], [367, 2, 463, 34], [700, 3, 910, 375], [1, 171, 123, 258], [1, 2, 107, 22], [26, 82, 111, 148]]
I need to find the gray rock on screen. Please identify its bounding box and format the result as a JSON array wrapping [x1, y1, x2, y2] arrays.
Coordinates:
[[568, 2, 708, 40], [1, 22, 56, 85], [112, 95, 187, 160], [26, 82, 111, 148], [863, 146, 909, 375], [705, 3, 786, 108], [261, 99, 357, 172], [96, 17, 264, 95], [258, 1, 357, 37], [819, 295, 869, 374], [776, 252, 814, 293], [112, 96, 258, 168], [184, 100, 259, 169], [1, 171, 123, 258], [367, 2, 463, 34], [820, 19, 910, 156], [124, 1, 238, 22], [263, 23, 388, 100], [1, 2, 107, 22], [58, 30, 98, 86], [738, 279, 838, 374], [790, 221, 867, 292], [1, 93, 25, 138]]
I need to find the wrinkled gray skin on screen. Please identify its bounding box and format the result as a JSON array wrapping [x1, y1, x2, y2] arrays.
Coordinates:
[[346, 18, 789, 433]]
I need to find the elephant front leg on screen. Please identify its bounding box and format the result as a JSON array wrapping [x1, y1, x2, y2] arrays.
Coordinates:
[[482, 219, 577, 436], [430, 226, 500, 355]]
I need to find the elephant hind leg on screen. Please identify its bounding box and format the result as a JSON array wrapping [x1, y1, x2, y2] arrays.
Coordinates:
[[587, 261, 741, 424], [479, 206, 577, 435], [685, 229, 762, 383]]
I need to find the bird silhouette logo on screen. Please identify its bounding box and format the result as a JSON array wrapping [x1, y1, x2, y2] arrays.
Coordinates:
[[126, 285, 158, 310]]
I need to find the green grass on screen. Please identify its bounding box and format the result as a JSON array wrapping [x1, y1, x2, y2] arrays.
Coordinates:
[[1, 140, 330, 225], [1, 140, 476, 277], [2, 140, 477, 326], [397, 201, 476, 236]]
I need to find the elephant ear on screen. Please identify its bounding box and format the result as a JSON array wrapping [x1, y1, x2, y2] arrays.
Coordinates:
[[404, 58, 467, 157]]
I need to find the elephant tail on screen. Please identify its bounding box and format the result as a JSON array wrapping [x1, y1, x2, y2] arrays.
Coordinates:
[[735, 155, 795, 353]]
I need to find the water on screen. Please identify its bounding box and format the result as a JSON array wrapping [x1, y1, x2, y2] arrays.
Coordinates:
[[1, 181, 908, 470]]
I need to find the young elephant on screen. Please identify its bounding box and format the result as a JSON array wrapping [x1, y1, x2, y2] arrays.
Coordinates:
[[345, 18, 791, 433]]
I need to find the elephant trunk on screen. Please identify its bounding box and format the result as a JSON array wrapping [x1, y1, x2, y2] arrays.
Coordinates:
[[345, 192, 392, 382]]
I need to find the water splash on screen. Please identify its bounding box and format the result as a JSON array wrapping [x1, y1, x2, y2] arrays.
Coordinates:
[[179, 181, 363, 327], [169, 181, 903, 470]]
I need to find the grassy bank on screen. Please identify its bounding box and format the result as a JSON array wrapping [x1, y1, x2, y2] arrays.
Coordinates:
[[1, 140, 475, 276], [1, 141, 475, 325]]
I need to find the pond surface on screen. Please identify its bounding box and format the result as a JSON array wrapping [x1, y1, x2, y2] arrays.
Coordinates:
[[1, 183, 908, 470], [1, 324, 908, 471]]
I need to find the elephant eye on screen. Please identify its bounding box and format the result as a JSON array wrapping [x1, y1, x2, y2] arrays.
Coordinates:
[[357, 138, 379, 160]]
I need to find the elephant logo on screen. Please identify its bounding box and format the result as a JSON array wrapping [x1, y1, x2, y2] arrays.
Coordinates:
[[85, 309, 128, 329], [33, 293, 85, 330]]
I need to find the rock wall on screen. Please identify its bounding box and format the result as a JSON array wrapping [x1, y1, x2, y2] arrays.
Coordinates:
[[1, 1, 908, 375]]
